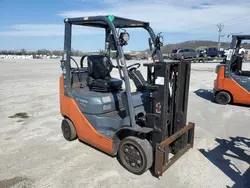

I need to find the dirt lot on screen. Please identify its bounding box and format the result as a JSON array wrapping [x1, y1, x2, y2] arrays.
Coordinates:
[[0, 58, 249, 188]]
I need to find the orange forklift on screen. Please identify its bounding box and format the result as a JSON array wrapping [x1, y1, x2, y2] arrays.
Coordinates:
[[59, 15, 195, 176], [214, 35, 250, 105]]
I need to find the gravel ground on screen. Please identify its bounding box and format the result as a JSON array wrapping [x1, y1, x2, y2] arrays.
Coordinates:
[[0, 58, 249, 188]]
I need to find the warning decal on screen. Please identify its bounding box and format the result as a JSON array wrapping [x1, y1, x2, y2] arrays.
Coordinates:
[[155, 102, 161, 114]]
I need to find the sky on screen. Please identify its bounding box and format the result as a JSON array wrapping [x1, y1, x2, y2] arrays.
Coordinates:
[[1, 0, 250, 51]]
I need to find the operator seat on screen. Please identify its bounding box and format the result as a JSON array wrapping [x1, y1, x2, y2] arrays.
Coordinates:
[[231, 55, 243, 75], [87, 55, 123, 92]]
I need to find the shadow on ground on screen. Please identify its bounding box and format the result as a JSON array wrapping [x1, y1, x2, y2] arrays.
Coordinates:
[[194, 89, 214, 102], [0, 176, 33, 188], [199, 137, 250, 188]]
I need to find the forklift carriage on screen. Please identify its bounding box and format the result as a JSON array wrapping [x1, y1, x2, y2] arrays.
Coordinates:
[[60, 15, 195, 176]]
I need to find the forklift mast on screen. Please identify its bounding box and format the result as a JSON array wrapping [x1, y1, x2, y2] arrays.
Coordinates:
[[144, 60, 195, 176], [224, 35, 250, 77]]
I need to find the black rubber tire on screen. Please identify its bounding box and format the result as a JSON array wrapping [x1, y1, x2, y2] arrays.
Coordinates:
[[118, 136, 153, 175], [61, 118, 77, 141], [215, 91, 231, 105]]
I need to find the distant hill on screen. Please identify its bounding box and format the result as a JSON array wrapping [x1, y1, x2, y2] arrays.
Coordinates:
[[161, 40, 250, 54]]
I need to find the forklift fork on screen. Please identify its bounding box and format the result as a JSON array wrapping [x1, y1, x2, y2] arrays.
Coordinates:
[[154, 122, 195, 176]]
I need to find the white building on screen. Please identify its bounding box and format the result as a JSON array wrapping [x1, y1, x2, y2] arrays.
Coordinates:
[[0, 54, 34, 59]]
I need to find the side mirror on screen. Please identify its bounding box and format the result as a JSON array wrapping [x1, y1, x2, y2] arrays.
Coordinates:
[[148, 38, 153, 51]]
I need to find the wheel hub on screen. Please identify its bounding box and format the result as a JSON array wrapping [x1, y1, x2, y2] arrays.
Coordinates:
[[122, 143, 143, 170], [219, 95, 227, 103], [63, 124, 70, 138]]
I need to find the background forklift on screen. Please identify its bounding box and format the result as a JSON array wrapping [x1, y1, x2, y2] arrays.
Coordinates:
[[59, 15, 195, 176], [214, 35, 250, 105]]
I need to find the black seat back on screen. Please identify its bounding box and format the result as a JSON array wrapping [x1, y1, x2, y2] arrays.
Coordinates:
[[231, 56, 243, 74], [87, 55, 113, 79]]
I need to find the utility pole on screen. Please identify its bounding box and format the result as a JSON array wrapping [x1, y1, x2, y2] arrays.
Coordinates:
[[217, 23, 224, 50]]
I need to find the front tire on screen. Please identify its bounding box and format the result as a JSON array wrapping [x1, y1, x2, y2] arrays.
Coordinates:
[[215, 91, 231, 105], [118, 136, 153, 175], [61, 118, 77, 141]]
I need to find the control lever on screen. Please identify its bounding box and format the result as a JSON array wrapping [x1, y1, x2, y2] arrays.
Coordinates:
[[128, 69, 158, 91]]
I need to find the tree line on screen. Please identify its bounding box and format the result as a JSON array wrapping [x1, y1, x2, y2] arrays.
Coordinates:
[[0, 49, 119, 58], [2, 40, 249, 56], [0, 49, 85, 56]]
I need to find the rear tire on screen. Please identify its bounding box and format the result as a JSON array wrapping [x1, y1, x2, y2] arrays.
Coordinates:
[[199, 59, 205, 63], [215, 91, 231, 105], [61, 118, 77, 141], [118, 136, 153, 175]]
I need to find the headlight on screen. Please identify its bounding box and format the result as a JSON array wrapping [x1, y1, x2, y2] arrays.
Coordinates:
[[121, 32, 130, 42]]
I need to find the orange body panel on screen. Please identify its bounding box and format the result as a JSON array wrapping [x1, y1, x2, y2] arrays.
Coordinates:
[[214, 66, 250, 105], [59, 75, 114, 156]]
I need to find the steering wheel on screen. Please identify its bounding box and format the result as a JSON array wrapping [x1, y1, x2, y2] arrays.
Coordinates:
[[80, 55, 88, 68], [113, 62, 141, 72], [127, 63, 141, 71], [234, 53, 244, 61]]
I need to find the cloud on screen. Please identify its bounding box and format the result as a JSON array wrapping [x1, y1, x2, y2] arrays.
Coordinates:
[[190, 5, 210, 10], [201, 2, 213, 6], [0, 24, 103, 36], [1, 0, 250, 39], [58, 0, 250, 37]]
